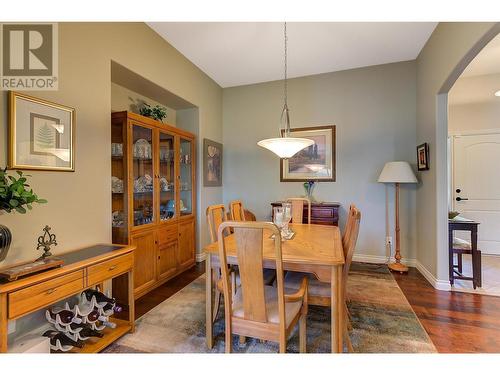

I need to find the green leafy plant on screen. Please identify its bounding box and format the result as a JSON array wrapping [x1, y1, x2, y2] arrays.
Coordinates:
[[0, 168, 47, 214], [139, 103, 168, 122]]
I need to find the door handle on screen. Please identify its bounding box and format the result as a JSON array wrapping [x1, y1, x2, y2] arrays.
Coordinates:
[[456, 197, 469, 201]]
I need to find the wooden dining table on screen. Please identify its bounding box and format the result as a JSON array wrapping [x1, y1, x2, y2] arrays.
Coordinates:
[[203, 223, 345, 353]]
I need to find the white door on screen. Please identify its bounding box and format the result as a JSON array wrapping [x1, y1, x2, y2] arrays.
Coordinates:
[[453, 133, 500, 255]]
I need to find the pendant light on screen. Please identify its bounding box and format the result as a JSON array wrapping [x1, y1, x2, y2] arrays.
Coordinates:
[[257, 23, 314, 159]]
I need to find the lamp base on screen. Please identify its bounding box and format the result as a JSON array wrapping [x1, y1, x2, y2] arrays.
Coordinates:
[[388, 262, 408, 274]]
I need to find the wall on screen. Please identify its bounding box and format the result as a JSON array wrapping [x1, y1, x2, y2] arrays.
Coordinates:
[[0, 22, 223, 267], [223, 61, 417, 260], [449, 102, 500, 133], [415, 22, 500, 286], [111, 82, 177, 125]]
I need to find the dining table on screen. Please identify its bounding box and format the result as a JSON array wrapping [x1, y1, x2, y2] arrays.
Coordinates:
[[203, 223, 345, 353]]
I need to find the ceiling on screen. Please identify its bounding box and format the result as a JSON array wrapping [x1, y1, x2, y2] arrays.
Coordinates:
[[148, 22, 437, 88], [449, 34, 500, 106]]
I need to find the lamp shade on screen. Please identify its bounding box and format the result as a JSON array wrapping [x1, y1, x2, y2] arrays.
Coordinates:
[[378, 161, 417, 183], [257, 137, 314, 159]]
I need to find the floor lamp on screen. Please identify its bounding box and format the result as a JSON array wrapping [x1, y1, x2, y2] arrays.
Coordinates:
[[378, 161, 417, 273]]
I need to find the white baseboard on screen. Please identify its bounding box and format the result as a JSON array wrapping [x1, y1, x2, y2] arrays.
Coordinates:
[[415, 260, 450, 291], [353, 253, 416, 268]]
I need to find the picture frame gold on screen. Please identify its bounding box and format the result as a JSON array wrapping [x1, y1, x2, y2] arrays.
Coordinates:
[[8, 91, 76, 172], [280, 125, 336, 182]]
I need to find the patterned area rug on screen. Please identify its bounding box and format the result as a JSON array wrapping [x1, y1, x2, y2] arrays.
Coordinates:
[[105, 263, 436, 353]]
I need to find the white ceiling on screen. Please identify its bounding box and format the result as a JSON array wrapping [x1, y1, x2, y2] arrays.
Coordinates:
[[449, 34, 500, 106], [148, 22, 437, 88]]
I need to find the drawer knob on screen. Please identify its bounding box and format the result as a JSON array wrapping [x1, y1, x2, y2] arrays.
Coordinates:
[[46, 288, 57, 295], [108, 265, 117, 271]]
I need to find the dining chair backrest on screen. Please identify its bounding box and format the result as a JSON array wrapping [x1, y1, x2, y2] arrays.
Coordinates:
[[217, 221, 286, 328], [286, 198, 311, 224], [206, 204, 227, 243], [229, 200, 246, 222], [342, 204, 356, 252], [341, 206, 361, 297]]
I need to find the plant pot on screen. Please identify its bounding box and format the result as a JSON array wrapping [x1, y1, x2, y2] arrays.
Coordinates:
[[0, 224, 12, 262]]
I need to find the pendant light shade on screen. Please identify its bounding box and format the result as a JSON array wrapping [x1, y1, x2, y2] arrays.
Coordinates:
[[257, 137, 314, 159], [257, 22, 314, 159]]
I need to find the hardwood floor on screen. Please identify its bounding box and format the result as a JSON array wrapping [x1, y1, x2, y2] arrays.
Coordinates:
[[134, 261, 500, 353], [394, 267, 500, 353], [135, 262, 205, 319]]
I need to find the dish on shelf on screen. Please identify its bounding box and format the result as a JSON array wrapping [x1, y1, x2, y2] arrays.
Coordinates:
[[111, 143, 123, 157], [159, 177, 170, 191], [180, 199, 187, 212], [133, 139, 152, 159], [112, 211, 125, 227], [134, 174, 153, 193], [111, 176, 124, 193]]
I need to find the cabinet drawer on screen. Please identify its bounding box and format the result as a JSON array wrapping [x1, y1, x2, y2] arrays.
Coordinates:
[[87, 253, 133, 286], [311, 208, 335, 218], [8, 270, 84, 319], [158, 225, 178, 246]]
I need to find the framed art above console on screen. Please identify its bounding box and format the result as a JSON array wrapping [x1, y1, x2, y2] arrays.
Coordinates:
[[8, 91, 76, 172], [280, 125, 336, 182]]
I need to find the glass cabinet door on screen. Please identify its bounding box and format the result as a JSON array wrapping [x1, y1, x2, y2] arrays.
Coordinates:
[[131, 123, 155, 227], [159, 131, 176, 221], [179, 137, 193, 216], [111, 118, 128, 243]]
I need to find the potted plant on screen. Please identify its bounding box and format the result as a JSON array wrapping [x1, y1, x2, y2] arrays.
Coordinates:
[[0, 168, 47, 262], [139, 103, 168, 122]]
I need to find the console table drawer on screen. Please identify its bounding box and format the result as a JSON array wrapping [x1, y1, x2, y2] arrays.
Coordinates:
[[87, 254, 133, 286], [8, 270, 85, 319]]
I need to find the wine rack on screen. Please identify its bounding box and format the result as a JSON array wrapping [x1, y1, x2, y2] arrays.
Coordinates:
[[44, 288, 122, 352]]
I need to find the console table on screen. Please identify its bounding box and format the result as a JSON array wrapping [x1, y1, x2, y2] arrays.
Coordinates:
[[449, 219, 481, 289], [271, 201, 340, 226], [0, 244, 135, 353]]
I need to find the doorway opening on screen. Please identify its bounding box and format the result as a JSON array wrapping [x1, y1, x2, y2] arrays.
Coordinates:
[[447, 34, 500, 295]]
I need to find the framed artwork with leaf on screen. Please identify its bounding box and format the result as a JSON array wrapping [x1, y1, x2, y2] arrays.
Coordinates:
[[8, 91, 76, 171]]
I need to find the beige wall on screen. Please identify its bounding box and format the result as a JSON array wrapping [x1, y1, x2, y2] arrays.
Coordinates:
[[0, 23, 222, 267], [111, 82, 177, 125], [449, 102, 500, 133], [223, 61, 417, 260], [416, 22, 500, 284]]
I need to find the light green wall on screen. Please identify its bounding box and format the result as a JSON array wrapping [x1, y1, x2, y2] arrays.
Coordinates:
[[416, 22, 500, 283], [111, 82, 177, 125], [0, 23, 222, 266], [223, 61, 417, 260]]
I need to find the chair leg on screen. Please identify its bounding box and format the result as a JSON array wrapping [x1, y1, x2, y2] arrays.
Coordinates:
[[239, 336, 246, 345], [212, 290, 221, 323], [225, 320, 232, 353], [344, 323, 353, 353], [299, 313, 307, 353], [457, 253, 463, 273], [344, 303, 352, 331]]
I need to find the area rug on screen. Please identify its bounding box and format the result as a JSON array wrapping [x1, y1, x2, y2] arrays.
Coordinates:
[[105, 263, 436, 353]]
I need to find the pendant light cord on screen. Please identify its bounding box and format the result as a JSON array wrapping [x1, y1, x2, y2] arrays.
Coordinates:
[[281, 22, 291, 137]]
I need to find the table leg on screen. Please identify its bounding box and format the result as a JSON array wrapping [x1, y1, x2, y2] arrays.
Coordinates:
[[449, 228, 454, 286], [128, 269, 135, 333], [331, 265, 343, 353], [0, 293, 7, 353], [206, 254, 214, 349], [471, 228, 479, 289]]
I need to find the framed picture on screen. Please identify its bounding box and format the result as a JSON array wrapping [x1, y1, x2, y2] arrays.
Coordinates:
[[203, 138, 223, 186], [417, 142, 429, 171], [8, 91, 75, 171], [280, 125, 336, 182]]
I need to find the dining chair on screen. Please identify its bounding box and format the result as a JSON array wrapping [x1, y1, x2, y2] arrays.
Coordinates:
[[229, 200, 246, 221], [284, 204, 361, 352], [286, 197, 312, 224], [206, 204, 236, 323], [217, 221, 309, 353]]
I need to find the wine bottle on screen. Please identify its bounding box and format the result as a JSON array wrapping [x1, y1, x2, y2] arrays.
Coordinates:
[[69, 323, 104, 339], [103, 302, 122, 313], [83, 289, 116, 305], [48, 308, 81, 324], [85, 309, 100, 323], [43, 330, 84, 348]]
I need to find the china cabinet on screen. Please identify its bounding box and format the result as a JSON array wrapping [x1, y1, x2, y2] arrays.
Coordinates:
[[111, 111, 196, 299]]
